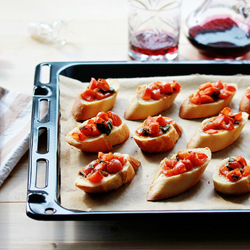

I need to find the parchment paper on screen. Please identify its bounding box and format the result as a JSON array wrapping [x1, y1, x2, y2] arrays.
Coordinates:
[[59, 74, 250, 212]]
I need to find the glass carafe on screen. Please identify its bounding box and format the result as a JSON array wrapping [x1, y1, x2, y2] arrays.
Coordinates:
[[185, 0, 250, 59]]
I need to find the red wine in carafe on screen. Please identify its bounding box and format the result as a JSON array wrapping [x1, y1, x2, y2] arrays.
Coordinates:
[[187, 17, 250, 58]]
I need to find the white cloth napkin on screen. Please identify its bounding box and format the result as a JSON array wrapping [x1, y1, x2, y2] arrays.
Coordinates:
[[0, 86, 32, 187]]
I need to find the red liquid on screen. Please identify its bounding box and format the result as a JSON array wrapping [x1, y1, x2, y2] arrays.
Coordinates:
[[129, 30, 178, 57], [188, 17, 250, 58]]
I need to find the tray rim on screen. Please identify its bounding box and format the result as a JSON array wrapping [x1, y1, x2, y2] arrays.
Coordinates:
[[27, 60, 250, 221]]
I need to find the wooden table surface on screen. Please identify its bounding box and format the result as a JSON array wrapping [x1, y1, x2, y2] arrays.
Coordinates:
[[1, 0, 250, 249]]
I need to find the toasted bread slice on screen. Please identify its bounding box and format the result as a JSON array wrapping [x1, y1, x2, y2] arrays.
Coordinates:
[[186, 111, 248, 152], [239, 87, 250, 117], [133, 116, 182, 153], [147, 147, 211, 201], [75, 153, 141, 193], [179, 83, 237, 119], [65, 116, 130, 153], [213, 157, 250, 195], [72, 79, 119, 121], [124, 81, 181, 120]]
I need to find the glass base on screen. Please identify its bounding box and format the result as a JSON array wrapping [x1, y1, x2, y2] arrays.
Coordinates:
[[128, 50, 178, 61]]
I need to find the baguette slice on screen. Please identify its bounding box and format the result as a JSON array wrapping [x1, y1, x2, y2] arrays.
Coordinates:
[[239, 86, 250, 117], [213, 157, 250, 195], [124, 81, 181, 120], [147, 147, 211, 201], [179, 82, 237, 119], [187, 111, 248, 152], [75, 153, 141, 193], [72, 79, 120, 121], [133, 116, 182, 153], [65, 116, 129, 153]]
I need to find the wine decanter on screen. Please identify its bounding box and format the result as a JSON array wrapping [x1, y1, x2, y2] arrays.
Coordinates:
[[185, 0, 250, 59]]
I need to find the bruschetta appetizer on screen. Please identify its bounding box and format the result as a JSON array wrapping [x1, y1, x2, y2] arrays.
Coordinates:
[[186, 107, 248, 152], [239, 86, 250, 117], [72, 77, 119, 121], [133, 115, 182, 153], [75, 152, 141, 193], [124, 80, 182, 120], [179, 80, 237, 119], [213, 155, 250, 195], [147, 147, 211, 201], [65, 111, 129, 152]]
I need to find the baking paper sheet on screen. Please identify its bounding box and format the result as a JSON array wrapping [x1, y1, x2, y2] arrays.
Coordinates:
[[59, 74, 250, 212]]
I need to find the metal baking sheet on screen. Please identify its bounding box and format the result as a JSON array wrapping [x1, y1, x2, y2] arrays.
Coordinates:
[[27, 60, 250, 220]]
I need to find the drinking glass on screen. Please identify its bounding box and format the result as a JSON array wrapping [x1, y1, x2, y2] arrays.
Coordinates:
[[128, 0, 182, 61]]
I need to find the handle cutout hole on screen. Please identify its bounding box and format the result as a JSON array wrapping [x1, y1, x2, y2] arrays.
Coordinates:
[[38, 127, 49, 154], [45, 208, 56, 214], [36, 159, 48, 188], [40, 64, 51, 84], [34, 86, 50, 96], [39, 99, 49, 122]]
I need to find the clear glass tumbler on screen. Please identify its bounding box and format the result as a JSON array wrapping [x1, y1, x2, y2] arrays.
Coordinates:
[[128, 0, 182, 61]]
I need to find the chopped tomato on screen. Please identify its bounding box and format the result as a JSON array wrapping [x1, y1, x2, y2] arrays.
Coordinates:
[[151, 89, 161, 100], [199, 82, 212, 90], [71, 132, 86, 141], [107, 111, 122, 126], [96, 112, 109, 121], [106, 159, 123, 173], [235, 155, 247, 167], [191, 93, 201, 105], [214, 80, 223, 89], [218, 89, 231, 99], [96, 78, 110, 91], [87, 170, 103, 183], [88, 77, 97, 90], [172, 80, 182, 93], [95, 162, 107, 171], [200, 94, 214, 103], [81, 89, 95, 102], [93, 89, 105, 100], [246, 91, 250, 99], [224, 84, 236, 92], [172, 161, 187, 175], [162, 82, 173, 94], [199, 87, 215, 96], [227, 161, 242, 170], [155, 115, 168, 127], [226, 169, 242, 182], [243, 165, 250, 177], [141, 86, 152, 100], [148, 122, 160, 134], [219, 165, 230, 176], [205, 129, 218, 134]]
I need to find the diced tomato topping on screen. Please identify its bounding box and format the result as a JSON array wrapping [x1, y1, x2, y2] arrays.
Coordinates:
[[191, 80, 235, 105], [107, 111, 122, 126], [162, 82, 173, 94], [226, 169, 242, 182], [87, 170, 103, 183], [202, 108, 242, 134], [246, 90, 250, 99], [141, 86, 152, 100], [136, 115, 172, 137], [96, 78, 110, 91], [214, 80, 223, 89], [219, 155, 250, 182], [106, 159, 123, 173], [81, 89, 95, 101], [162, 151, 207, 177], [151, 89, 161, 100], [172, 80, 182, 93], [88, 77, 97, 90], [71, 132, 86, 141]]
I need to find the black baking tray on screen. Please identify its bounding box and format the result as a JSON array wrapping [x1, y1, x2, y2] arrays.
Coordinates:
[[27, 60, 250, 221]]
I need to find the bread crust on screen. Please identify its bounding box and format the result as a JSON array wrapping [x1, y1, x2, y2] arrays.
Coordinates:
[[239, 87, 250, 117], [72, 79, 120, 121], [75, 153, 141, 193], [124, 83, 179, 120], [147, 148, 211, 201], [213, 158, 250, 195], [65, 119, 130, 152], [186, 112, 248, 152], [179, 83, 237, 119], [133, 118, 182, 153]]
